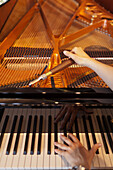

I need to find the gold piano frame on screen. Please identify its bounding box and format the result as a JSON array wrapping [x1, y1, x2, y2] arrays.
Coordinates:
[[0, 0, 113, 87]]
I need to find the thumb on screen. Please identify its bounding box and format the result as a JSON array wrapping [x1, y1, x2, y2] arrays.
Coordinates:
[[90, 143, 101, 156], [63, 51, 77, 61]]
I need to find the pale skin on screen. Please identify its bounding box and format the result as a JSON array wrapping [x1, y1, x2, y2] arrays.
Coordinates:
[[54, 47, 113, 169], [54, 133, 101, 169], [63, 47, 113, 91]]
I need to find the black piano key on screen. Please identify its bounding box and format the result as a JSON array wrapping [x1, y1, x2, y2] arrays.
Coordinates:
[[75, 117, 80, 141], [30, 115, 37, 155], [6, 115, 18, 155], [0, 108, 4, 123], [64, 126, 67, 137], [63, 126, 68, 146], [48, 115, 52, 155], [96, 115, 109, 154], [13, 115, 23, 155], [88, 116, 99, 154], [0, 115, 9, 148], [82, 115, 91, 150], [54, 123, 58, 142], [54, 122, 58, 153], [24, 115, 32, 155], [102, 116, 113, 153], [107, 115, 113, 132], [37, 115, 43, 155]]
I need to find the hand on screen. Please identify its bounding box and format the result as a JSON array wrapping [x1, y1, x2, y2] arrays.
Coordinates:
[[54, 134, 101, 169], [54, 104, 78, 130], [63, 47, 94, 67]]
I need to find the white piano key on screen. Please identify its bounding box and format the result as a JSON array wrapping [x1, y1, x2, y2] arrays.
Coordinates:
[[30, 109, 39, 169], [12, 133, 24, 169], [43, 133, 49, 168], [77, 117, 84, 145], [24, 108, 34, 169], [0, 133, 10, 168], [89, 133, 99, 168], [95, 133, 106, 167], [0, 109, 9, 160], [50, 133, 56, 169], [50, 109, 56, 169], [18, 109, 31, 169], [43, 108, 50, 169], [99, 133, 111, 167], [104, 133, 112, 167], [92, 109, 106, 168], [55, 133, 62, 169], [37, 108, 45, 169], [105, 133, 113, 167], [30, 133, 38, 169], [60, 133, 68, 170], [24, 133, 32, 169], [0, 108, 15, 169], [55, 108, 62, 169], [17, 133, 26, 169], [97, 109, 112, 167], [5, 133, 17, 169], [5, 108, 20, 169], [12, 108, 26, 169], [37, 133, 44, 168]]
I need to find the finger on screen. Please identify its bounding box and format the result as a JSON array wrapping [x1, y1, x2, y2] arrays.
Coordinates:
[[60, 134, 74, 146], [63, 50, 77, 62], [90, 143, 102, 156], [55, 105, 65, 120], [68, 108, 77, 130], [54, 148, 64, 156], [80, 106, 93, 114], [68, 133, 81, 144], [54, 105, 67, 123], [72, 47, 83, 54], [60, 106, 72, 129], [72, 47, 87, 57], [54, 142, 70, 151]]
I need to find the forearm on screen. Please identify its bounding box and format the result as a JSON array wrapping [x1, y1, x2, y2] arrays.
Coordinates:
[[86, 58, 113, 91]]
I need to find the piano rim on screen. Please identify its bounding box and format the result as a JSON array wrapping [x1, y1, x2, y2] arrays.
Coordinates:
[[0, 87, 113, 105]]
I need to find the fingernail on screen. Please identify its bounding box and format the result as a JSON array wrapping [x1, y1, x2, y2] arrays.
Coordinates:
[[63, 51, 67, 55], [98, 143, 102, 146], [60, 133, 63, 136]]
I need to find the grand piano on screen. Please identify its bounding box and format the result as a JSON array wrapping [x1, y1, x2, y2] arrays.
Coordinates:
[[0, 0, 113, 169]]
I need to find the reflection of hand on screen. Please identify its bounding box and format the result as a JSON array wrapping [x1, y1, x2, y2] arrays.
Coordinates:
[[54, 104, 93, 130], [54, 134, 101, 169], [54, 104, 78, 130]]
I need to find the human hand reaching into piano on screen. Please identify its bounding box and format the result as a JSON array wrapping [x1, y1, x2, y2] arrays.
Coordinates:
[[63, 47, 94, 67], [63, 47, 113, 91], [54, 133, 101, 170]]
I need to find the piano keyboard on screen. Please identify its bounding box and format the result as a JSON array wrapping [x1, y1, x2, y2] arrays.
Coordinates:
[[0, 107, 112, 169]]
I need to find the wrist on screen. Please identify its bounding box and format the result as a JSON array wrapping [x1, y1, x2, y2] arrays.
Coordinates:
[[72, 165, 89, 170], [85, 58, 100, 71], [84, 57, 97, 68]]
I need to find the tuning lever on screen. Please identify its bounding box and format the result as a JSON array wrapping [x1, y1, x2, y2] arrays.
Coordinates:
[[29, 58, 75, 86]]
